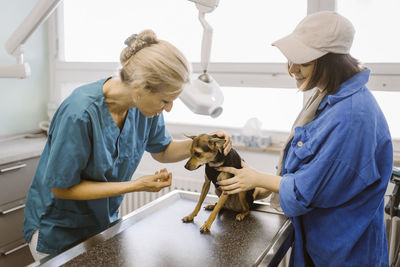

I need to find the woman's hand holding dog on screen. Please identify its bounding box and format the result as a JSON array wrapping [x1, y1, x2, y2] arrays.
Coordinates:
[[217, 162, 281, 195], [134, 168, 172, 192], [211, 130, 232, 155], [216, 161, 262, 194]]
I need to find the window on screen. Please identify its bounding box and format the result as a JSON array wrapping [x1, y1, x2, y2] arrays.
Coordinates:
[[59, 0, 307, 133], [337, 0, 400, 62], [164, 87, 303, 132], [53, 0, 400, 143], [63, 0, 306, 63], [372, 91, 400, 138]]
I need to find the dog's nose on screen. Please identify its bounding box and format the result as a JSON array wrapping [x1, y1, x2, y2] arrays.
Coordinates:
[[184, 162, 191, 170]]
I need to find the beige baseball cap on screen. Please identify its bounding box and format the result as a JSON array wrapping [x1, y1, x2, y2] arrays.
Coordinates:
[[272, 11, 355, 64]]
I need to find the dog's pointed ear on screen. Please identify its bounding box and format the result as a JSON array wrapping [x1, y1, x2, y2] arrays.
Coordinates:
[[210, 138, 225, 153], [184, 134, 196, 140]]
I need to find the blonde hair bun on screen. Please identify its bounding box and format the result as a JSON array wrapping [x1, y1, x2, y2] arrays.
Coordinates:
[[121, 30, 158, 64], [119, 29, 190, 93]]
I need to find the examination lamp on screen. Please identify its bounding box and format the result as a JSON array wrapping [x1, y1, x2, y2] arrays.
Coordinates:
[[180, 0, 224, 118], [0, 0, 62, 78], [0, 0, 224, 118]]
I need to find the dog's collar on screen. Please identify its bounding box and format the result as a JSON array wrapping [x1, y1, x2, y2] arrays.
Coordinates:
[[208, 161, 224, 168]]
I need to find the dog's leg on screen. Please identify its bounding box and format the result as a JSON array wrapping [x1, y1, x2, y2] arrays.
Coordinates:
[[182, 177, 211, 222], [235, 192, 250, 221], [200, 193, 228, 233], [204, 203, 216, 210], [200, 172, 230, 233], [204, 187, 223, 210], [203, 184, 223, 210]]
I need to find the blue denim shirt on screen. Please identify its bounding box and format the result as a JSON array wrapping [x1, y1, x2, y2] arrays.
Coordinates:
[[279, 69, 392, 266], [23, 78, 172, 254]]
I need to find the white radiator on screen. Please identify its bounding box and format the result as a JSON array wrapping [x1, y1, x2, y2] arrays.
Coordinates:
[[119, 175, 209, 217]]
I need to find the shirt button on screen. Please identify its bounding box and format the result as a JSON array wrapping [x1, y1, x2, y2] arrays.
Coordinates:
[[297, 141, 303, 147]]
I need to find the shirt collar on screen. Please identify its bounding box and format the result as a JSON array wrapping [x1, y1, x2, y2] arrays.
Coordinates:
[[318, 68, 370, 110]]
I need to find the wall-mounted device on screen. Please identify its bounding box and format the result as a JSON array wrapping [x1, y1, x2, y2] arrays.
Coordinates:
[[0, 0, 224, 118], [180, 0, 224, 118], [0, 0, 62, 78]]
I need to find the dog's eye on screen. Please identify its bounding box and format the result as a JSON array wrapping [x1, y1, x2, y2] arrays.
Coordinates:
[[194, 152, 201, 157]]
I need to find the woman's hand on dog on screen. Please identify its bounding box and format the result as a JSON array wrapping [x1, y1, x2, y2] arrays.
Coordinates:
[[217, 162, 282, 194], [210, 130, 232, 155], [135, 168, 172, 192], [216, 161, 262, 194]]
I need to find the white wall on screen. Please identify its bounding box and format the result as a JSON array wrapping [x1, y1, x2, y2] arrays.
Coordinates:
[[0, 0, 50, 136]]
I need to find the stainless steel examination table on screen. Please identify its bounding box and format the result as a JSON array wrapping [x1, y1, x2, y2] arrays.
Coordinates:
[[30, 190, 293, 267]]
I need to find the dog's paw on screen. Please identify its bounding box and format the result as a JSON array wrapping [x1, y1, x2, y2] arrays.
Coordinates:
[[235, 212, 248, 221], [204, 204, 215, 211], [200, 224, 210, 233], [182, 215, 194, 222]]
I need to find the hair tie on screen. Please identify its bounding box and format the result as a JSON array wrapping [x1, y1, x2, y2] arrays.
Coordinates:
[[124, 34, 138, 47]]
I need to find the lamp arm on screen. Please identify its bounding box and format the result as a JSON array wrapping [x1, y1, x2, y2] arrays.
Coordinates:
[[198, 11, 213, 73], [180, 0, 223, 118], [0, 0, 62, 78], [5, 0, 62, 56]]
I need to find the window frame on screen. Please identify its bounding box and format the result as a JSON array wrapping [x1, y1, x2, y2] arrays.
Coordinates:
[[47, 0, 400, 152]]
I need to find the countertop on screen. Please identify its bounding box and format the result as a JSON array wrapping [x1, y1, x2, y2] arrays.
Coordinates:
[[33, 191, 293, 267], [0, 133, 47, 165]]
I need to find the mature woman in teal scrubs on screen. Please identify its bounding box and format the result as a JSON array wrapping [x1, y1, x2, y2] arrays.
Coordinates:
[[23, 30, 231, 260]]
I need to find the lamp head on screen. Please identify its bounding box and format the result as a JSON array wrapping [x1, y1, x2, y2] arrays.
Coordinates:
[[179, 73, 223, 118], [189, 0, 220, 13]]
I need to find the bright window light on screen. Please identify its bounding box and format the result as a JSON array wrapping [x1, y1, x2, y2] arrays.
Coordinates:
[[371, 91, 400, 139], [60, 82, 302, 132], [62, 0, 306, 62], [337, 0, 400, 62], [163, 87, 303, 132], [60, 0, 400, 140]]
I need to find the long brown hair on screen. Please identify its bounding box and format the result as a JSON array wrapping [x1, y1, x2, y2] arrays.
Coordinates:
[[305, 53, 364, 94]]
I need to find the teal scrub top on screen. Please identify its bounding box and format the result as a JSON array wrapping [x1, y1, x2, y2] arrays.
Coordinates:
[[23, 78, 172, 254]]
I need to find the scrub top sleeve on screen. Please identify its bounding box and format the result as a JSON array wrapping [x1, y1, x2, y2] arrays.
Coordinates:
[[145, 114, 172, 153], [45, 113, 92, 188]]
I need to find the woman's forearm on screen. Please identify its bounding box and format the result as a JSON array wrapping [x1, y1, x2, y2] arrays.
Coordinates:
[[51, 179, 143, 200], [151, 139, 192, 163], [257, 173, 282, 193]]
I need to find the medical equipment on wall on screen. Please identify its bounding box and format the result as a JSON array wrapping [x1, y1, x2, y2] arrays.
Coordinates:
[[0, 0, 224, 118], [179, 0, 224, 118], [0, 0, 62, 78]]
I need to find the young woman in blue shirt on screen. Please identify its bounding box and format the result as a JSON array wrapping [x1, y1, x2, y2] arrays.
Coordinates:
[[23, 29, 231, 260], [218, 11, 392, 266]]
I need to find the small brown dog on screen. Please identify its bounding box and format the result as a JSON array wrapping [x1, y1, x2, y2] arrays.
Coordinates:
[[182, 134, 255, 233]]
